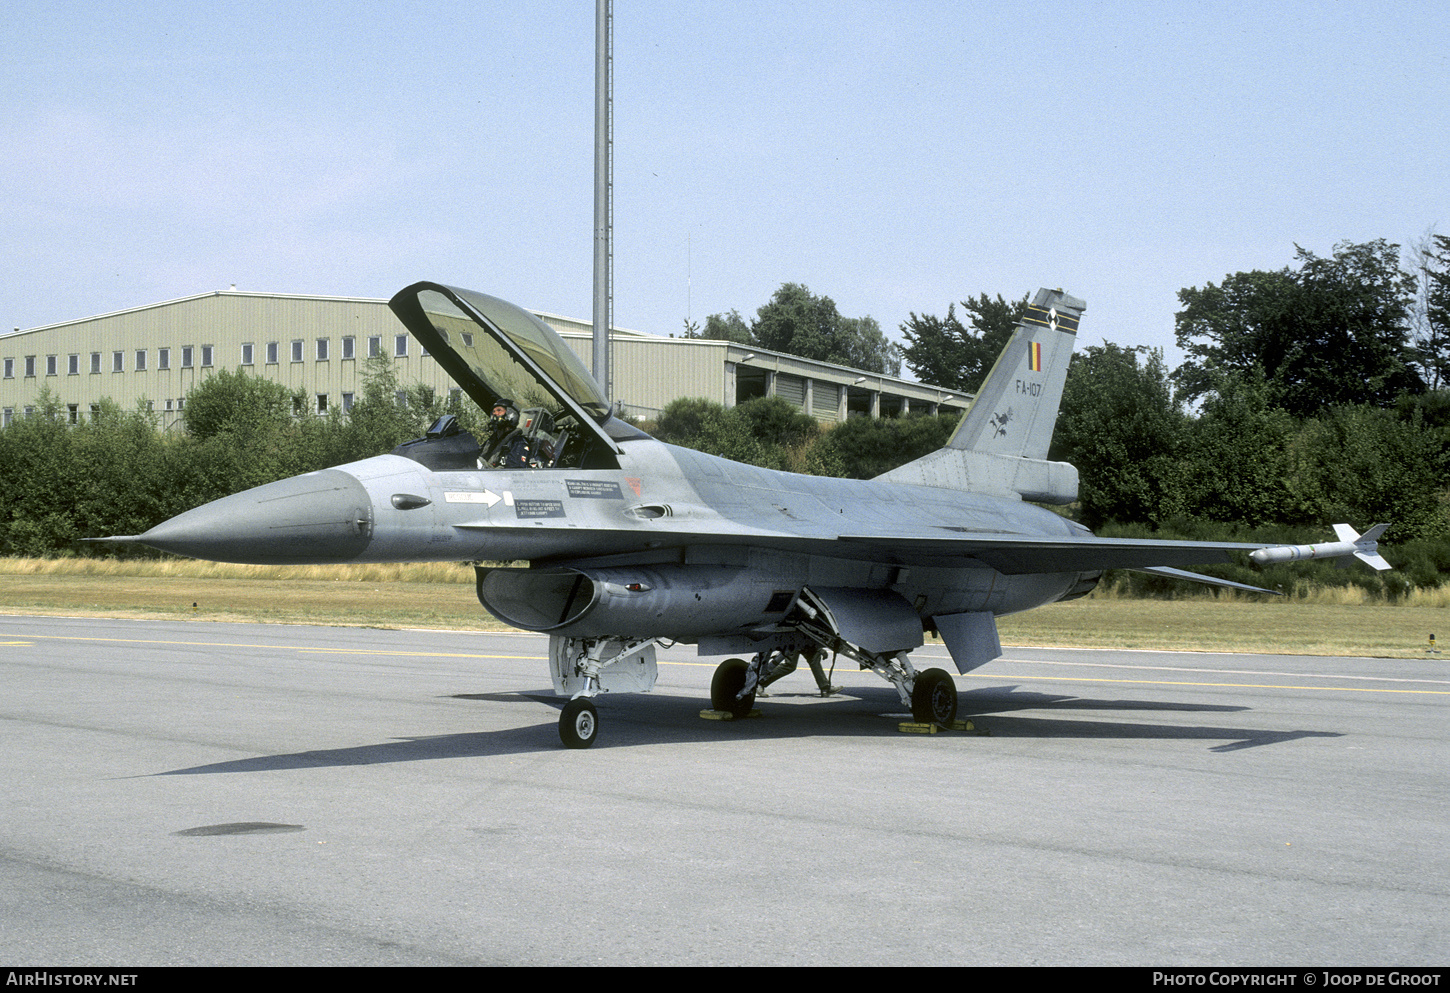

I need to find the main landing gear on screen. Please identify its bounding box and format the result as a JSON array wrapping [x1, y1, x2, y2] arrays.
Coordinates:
[[709, 658, 756, 719], [708, 652, 959, 729], [545, 597, 962, 747], [910, 668, 958, 726]]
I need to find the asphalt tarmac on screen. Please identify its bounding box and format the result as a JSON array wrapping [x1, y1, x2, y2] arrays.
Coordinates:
[[1, 613, 1446, 966]]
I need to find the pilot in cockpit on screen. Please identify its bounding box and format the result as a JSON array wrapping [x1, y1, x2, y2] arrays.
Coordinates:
[[480, 400, 519, 467]]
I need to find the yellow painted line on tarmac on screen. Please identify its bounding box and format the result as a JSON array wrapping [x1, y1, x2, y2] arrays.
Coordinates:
[[11, 632, 544, 662], [923, 652, 1450, 687], [297, 647, 547, 661], [962, 671, 1450, 696], [15, 632, 1447, 694]]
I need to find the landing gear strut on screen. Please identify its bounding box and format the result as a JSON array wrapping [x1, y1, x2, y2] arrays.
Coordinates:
[[548, 635, 666, 749]]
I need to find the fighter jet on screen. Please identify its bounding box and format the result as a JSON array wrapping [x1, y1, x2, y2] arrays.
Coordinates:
[[108, 282, 1391, 747]]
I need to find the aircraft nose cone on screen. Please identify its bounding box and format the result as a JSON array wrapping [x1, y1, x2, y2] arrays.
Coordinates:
[[139, 469, 374, 564]]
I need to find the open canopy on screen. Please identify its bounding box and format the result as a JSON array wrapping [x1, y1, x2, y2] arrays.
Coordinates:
[[389, 282, 612, 424]]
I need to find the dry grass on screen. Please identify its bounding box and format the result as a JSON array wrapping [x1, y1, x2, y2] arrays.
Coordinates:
[[1090, 578, 1450, 608], [0, 556, 478, 584], [0, 556, 498, 629], [4, 557, 1447, 656], [994, 596, 1447, 658]]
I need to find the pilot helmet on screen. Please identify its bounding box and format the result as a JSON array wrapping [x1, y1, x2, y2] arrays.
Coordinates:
[[490, 399, 518, 429]]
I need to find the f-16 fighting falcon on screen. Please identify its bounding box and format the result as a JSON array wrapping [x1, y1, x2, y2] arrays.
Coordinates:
[[102, 282, 1390, 747]]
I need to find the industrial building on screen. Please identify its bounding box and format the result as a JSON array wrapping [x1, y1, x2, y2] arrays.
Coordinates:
[[0, 289, 970, 429]]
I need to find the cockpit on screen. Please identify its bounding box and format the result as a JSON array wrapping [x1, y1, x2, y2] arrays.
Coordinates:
[[387, 282, 651, 472]]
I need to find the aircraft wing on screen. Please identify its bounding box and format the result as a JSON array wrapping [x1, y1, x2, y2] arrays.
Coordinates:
[[455, 516, 1267, 575], [834, 532, 1265, 574]]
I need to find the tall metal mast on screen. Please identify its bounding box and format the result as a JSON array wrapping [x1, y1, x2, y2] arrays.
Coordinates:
[[592, 0, 612, 399]]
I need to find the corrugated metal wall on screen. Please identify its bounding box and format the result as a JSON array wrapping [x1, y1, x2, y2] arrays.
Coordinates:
[[1, 291, 970, 429]]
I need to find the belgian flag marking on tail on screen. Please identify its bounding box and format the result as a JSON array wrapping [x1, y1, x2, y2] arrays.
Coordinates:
[[1028, 340, 1042, 372]]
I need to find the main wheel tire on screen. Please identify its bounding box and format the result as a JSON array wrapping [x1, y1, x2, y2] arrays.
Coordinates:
[[710, 658, 755, 719], [911, 668, 958, 726], [559, 697, 599, 749]]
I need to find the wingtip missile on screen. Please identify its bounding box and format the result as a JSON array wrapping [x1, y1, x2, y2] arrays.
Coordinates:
[[1249, 524, 1392, 572]]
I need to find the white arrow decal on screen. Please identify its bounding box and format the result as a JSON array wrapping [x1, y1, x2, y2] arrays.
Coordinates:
[[445, 490, 502, 508]]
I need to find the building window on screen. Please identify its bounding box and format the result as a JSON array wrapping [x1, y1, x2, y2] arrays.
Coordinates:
[[342, 392, 354, 412], [394, 334, 408, 357], [291, 339, 303, 362], [67, 404, 78, 425], [201, 345, 213, 367], [292, 395, 304, 416], [316, 338, 329, 361], [182, 346, 193, 368], [3, 358, 12, 379], [241, 343, 254, 366], [135, 349, 147, 372], [158, 348, 170, 370], [395, 390, 408, 407], [25, 356, 36, 377], [316, 393, 328, 414], [368, 336, 382, 358], [266, 341, 278, 364], [165, 399, 173, 411], [46, 355, 57, 376], [112, 351, 124, 373], [67, 354, 79, 375], [177, 396, 184, 410], [342, 336, 355, 360], [2, 408, 11, 427]]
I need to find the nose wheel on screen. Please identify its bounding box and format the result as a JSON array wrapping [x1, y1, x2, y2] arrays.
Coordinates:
[[559, 697, 599, 748]]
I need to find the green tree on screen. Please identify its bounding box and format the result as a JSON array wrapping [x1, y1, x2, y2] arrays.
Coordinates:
[[750, 284, 902, 375], [1051, 344, 1187, 528], [696, 309, 751, 344], [1174, 240, 1423, 417], [900, 293, 1027, 392], [1288, 405, 1449, 541], [731, 396, 819, 448], [815, 412, 958, 479], [653, 397, 780, 468], [1408, 230, 1450, 390], [343, 355, 433, 458], [0, 387, 76, 555], [1177, 378, 1302, 527], [181, 368, 296, 441]]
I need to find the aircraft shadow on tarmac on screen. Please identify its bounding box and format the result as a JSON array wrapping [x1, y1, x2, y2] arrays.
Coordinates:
[[961, 685, 1342, 753], [153, 682, 1339, 775]]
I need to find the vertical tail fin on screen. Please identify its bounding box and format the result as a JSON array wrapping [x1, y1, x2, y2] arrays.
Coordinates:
[[874, 287, 1083, 503], [948, 288, 1084, 460]]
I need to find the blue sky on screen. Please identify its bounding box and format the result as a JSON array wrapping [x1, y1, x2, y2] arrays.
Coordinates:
[[4, 1, 1448, 377]]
